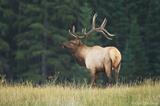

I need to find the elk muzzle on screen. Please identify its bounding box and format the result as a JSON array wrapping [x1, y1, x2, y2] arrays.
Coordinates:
[[61, 42, 67, 48]]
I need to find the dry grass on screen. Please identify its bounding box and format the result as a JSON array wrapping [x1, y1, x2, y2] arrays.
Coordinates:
[[0, 81, 160, 106]]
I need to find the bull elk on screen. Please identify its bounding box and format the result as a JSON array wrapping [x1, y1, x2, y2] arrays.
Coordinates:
[[62, 13, 121, 86]]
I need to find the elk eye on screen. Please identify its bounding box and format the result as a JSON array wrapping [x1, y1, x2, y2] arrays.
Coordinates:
[[70, 42, 75, 45]]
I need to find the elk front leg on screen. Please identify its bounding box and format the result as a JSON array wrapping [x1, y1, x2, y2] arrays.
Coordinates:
[[106, 71, 112, 87], [90, 72, 97, 87]]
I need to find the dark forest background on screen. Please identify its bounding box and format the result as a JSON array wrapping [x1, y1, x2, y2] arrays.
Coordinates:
[[0, 0, 159, 84]]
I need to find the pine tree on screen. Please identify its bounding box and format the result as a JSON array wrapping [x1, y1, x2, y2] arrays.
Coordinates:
[[0, 0, 14, 79], [121, 17, 149, 81], [144, 0, 160, 78], [0, 38, 9, 76], [121, 40, 136, 82], [14, 0, 54, 82]]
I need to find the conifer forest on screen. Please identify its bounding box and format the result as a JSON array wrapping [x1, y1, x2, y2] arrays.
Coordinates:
[[0, 0, 160, 84]]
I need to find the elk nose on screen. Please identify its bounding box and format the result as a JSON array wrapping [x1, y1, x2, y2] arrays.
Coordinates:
[[61, 43, 65, 48]]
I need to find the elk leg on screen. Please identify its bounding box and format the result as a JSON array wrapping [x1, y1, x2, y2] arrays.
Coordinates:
[[115, 63, 121, 85], [107, 73, 112, 87], [90, 72, 97, 87], [104, 63, 112, 86], [114, 71, 119, 85]]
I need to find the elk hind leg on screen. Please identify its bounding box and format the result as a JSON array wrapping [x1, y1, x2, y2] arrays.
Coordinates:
[[104, 63, 112, 86], [114, 63, 121, 85]]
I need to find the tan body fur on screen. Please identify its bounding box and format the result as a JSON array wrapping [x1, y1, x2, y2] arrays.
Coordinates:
[[63, 39, 121, 86]]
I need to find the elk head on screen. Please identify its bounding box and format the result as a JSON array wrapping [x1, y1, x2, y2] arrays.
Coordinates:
[[62, 38, 83, 53], [62, 26, 83, 52]]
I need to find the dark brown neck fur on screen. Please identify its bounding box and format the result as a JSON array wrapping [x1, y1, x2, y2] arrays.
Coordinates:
[[72, 44, 87, 66]]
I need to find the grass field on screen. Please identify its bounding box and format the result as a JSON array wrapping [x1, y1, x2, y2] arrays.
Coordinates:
[[0, 81, 160, 106]]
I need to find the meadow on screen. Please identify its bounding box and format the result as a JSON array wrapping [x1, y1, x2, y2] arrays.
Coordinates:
[[0, 81, 160, 106]]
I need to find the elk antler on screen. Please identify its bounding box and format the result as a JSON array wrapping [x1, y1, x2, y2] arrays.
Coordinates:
[[69, 13, 114, 39], [83, 13, 115, 40], [69, 26, 85, 39], [69, 26, 76, 38]]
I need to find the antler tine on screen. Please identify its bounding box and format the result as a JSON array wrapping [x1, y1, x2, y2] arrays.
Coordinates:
[[100, 18, 107, 28], [82, 28, 85, 33], [92, 13, 97, 29], [103, 29, 115, 36], [72, 25, 75, 33], [84, 28, 86, 34], [100, 30, 112, 40], [82, 28, 86, 34]]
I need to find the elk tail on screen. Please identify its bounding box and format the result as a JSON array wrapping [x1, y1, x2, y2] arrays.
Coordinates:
[[116, 61, 121, 73]]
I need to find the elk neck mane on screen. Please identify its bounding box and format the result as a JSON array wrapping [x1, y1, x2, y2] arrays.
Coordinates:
[[72, 44, 89, 66]]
